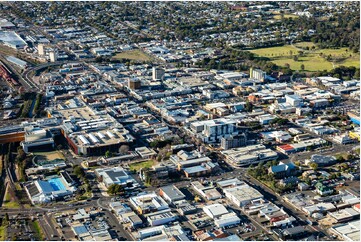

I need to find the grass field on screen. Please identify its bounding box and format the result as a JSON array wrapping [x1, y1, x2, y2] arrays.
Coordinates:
[[31, 221, 45, 241], [2, 186, 20, 209], [248, 42, 360, 71], [0, 225, 6, 241], [273, 14, 299, 20], [113, 49, 152, 62], [129, 160, 155, 172]]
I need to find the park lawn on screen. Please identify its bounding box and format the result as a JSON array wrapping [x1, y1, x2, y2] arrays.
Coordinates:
[[129, 160, 155, 172], [273, 14, 299, 20], [2, 186, 20, 209], [30, 221, 45, 241], [294, 42, 317, 49], [113, 49, 151, 62], [3, 201, 20, 209], [272, 54, 334, 71], [0, 225, 6, 241], [249, 45, 296, 58], [248, 43, 360, 71]]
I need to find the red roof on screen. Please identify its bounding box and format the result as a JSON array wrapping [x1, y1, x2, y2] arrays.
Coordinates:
[[278, 144, 294, 151]]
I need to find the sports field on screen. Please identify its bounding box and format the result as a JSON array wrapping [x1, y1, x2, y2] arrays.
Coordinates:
[[113, 49, 152, 61], [248, 42, 360, 71]]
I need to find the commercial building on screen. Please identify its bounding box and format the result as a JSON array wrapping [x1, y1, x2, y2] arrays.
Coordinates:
[[285, 94, 302, 107], [152, 67, 165, 81], [94, 167, 139, 189], [221, 133, 247, 150], [129, 192, 169, 215], [0, 31, 27, 49], [329, 208, 360, 223], [203, 203, 241, 228], [223, 184, 263, 207], [5, 56, 28, 69], [203, 204, 229, 219], [49, 106, 135, 156], [250, 68, 266, 81], [159, 185, 186, 203], [21, 126, 55, 153], [146, 209, 178, 226], [189, 118, 238, 143], [222, 144, 278, 167], [330, 220, 360, 241], [128, 79, 142, 89], [137, 225, 187, 241], [216, 178, 245, 189], [191, 181, 222, 201]]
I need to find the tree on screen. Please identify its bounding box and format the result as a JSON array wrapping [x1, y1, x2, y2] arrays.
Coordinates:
[[309, 162, 318, 171], [3, 213, 9, 226], [107, 184, 124, 195], [245, 100, 253, 112], [293, 55, 299, 61], [119, 145, 129, 154], [301, 64, 305, 71], [74, 166, 85, 178], [105, 150, 111, 158]]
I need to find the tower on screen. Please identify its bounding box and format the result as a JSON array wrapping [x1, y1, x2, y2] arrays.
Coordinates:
[[152, 67, 165, 81]]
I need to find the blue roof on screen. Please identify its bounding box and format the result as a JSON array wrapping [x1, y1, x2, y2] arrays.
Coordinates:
[[270, 162, 296, 173], [73, 225, 88, 235], [270, 164, 287, 173]]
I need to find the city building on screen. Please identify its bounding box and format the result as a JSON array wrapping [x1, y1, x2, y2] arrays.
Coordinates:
[[223, 184, 263, 207], [21, 126, 55, 153], [159, 185, 186, 203], [220, 133, 247, 150], [250, 68, 266, 82], [49, 105, 135, 156], [25, 172, 76, 204], [222, 144, 278, 167], [146, 209, 178, 226], [330, 220, 360, 241], [189, 118, 238, 143], [152, 67, 165, 81], [129, 192, 169, 215], [94, 167, 139, 189], [191, 181, 222, 201], [128, 79, 142, 89]]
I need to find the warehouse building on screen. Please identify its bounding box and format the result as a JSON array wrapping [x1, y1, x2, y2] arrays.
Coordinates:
[[159, 185, 186, 203], [223, 184, 264, 207]]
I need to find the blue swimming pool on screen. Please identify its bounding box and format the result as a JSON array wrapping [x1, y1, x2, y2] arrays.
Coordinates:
[[48, 178, 66, 191]]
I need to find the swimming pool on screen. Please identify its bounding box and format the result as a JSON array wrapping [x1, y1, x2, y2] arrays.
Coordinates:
[[48, 178, 66, 191]]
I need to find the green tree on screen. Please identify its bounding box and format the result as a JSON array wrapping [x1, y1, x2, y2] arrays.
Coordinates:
[[309, 162, 318, 171], [301, 64, 305, 71], [105, 150, 111, 158], [74, 166, 85, 178]]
